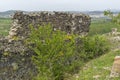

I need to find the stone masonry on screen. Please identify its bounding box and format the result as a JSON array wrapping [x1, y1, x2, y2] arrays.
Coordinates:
[[8, 11, 91, 41], [0, 11, 91, 80]]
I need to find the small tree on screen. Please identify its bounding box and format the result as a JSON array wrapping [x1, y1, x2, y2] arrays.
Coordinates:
[[104, 10, 120, 25], [104, 10, 113, 17]]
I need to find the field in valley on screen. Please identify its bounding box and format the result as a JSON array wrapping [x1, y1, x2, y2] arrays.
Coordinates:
[[89, 19, 120, 36], [0, 18, 12, 36]]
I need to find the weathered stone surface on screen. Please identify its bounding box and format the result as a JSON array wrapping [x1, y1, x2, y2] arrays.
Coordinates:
[[0, 11, 91, 80], [110, 56, 120, 77], [8, 11, 91, 41], [0, 39, 37, 80]]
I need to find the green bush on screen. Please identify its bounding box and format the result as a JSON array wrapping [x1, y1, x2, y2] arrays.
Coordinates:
[[72, 35, 110, 68], [26, 24, 110, 80], [26, 24, 78, 80], [77, 35, 110, 61]]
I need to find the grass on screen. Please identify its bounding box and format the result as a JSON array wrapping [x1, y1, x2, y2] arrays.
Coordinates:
[[65, 20, 120, 80], [69, 20, 120, 80], [77, 50, 120, 80], [0, 18, 12, 36], [68, 50, 120, 80], [89, 22, 120, 36], [67, 34, 120, 80]]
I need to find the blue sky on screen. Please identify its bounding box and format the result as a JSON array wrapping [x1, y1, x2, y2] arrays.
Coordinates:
[[0, 0, 120, 11]]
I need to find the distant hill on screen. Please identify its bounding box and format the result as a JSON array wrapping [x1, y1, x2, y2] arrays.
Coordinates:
[[0, 10, 16, 18], [0, 10, 120, 18]]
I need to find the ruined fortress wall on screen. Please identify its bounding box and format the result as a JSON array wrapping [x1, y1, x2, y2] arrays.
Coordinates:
[[0, 12, 91, 79], [8, 11, 91, 40]]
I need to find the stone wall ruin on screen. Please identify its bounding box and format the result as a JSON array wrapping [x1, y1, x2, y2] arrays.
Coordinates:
[[8, 11, 91, 40], [0, 11, 91, 80]]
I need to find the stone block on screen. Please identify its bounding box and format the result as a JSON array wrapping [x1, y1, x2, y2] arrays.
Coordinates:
[[110, 56, 120, 77]]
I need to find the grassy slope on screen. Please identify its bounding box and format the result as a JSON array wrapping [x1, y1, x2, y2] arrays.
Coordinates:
[[89, 22, 120, 36], [70, 22, 120, 80], [77, 50, 120, 80], [0, 18, 12, 36]]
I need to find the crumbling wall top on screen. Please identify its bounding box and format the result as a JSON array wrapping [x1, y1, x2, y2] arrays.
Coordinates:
[[8, 11, 91, 41]]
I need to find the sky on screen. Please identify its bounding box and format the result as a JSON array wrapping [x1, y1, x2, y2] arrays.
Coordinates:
[[0, 0, 120, 11]]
